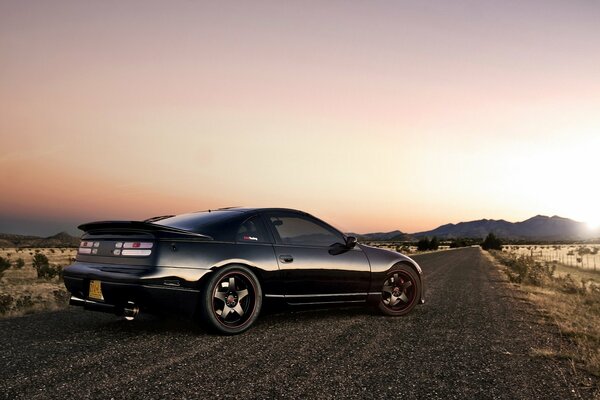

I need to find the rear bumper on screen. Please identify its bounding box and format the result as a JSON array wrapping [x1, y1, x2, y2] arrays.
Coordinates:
[[63, 261, 211, 316]]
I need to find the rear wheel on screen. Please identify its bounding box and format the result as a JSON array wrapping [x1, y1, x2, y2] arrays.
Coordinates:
[[377, 263, 420, 316], [200, 265, 262, 334]]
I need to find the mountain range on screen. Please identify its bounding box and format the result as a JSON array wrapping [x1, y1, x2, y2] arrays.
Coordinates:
[[0, 232, 80, 248], [0, 215, 598, 246], [355, 215, 599, 241]]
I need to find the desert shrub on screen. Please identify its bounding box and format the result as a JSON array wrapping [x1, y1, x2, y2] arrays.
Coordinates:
[[38, 264, 61, 280], [0, 256, 11, 276], [32, 253, 49, 270], [577, 247, 592, 256], [15, 257, 25, 269], [32, 253, 60, 279], [502, 255, 530, 283], [554, 274, 584, 295], [499, 254, 554, 286], [526, 261, 556, 286], [481, 233, 502, 251], [53, 289, 70, 304], [15, 295, 33, 310], [0, 294, 13, 314]]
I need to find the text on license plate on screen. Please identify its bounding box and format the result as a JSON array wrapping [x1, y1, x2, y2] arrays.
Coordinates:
[[89, 280, 104, 300]]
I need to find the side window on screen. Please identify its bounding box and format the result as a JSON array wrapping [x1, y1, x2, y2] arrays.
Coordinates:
[[236, 216, 270, 243], [268, 215, 343, 246]]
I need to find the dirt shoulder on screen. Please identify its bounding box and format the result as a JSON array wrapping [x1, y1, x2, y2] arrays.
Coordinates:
[[484, 249, 600, 381]]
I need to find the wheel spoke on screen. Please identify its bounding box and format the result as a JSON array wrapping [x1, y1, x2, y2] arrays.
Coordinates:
[[228, 277, 236, 290], [237, 289, 249, 301], [389, 294, 399, 306], [402, 281, 413, 290], [221, 306, 232, 319], [233, 303, 244, 317], [214, 291, 226, 301], [382, 285, 394, 295], [398, 292, 409, 303], [393, 273, 399, 283]]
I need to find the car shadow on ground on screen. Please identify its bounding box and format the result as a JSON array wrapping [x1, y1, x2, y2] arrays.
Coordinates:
[[90, 304, 379, 336]]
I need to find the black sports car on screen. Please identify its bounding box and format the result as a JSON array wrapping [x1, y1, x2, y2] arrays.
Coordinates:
[[64, 207, 424, 334]]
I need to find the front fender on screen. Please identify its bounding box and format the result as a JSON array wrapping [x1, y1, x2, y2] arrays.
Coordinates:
[[359, 244, 425, 304]]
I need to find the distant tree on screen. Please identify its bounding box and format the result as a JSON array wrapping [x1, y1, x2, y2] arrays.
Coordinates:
[[450, 239, 467, 248], [481, 233, 502, 251], [429, 236, 439, 250], [15, 258, 25, 269], [417, 238, 430, 251]]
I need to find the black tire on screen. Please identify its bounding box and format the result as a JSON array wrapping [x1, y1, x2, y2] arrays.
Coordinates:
[[377, 263, 421, 316], [200, 265, 262, 335]]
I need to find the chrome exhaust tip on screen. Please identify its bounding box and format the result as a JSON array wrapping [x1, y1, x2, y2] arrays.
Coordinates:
[[69, 295, 85, 307], [123, 301, 139, 321]]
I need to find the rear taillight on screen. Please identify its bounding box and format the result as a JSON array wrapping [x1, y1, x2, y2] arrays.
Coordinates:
[[113, 242, 153, 256], [79, 241, 99, 254]]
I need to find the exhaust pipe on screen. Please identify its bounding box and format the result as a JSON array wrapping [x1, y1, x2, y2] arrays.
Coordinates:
[[70, 295, 117, 314], [123, 301, 140, 321], [70, 296, 140, 320]]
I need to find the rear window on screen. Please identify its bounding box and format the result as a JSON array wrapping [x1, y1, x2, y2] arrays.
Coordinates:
[[154, 211, 245, 241]]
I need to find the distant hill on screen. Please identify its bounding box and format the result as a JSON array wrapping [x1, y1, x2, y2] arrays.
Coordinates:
[[0, 232, 80, 248], [412, 215, 596, 240], [350, 230, 414, 241]]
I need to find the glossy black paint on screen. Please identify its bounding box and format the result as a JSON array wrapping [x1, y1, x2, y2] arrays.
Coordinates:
[[63, 207, 424, 319]]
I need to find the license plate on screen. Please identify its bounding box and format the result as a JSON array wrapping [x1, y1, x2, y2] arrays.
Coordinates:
[[89, 280, 104, 300]]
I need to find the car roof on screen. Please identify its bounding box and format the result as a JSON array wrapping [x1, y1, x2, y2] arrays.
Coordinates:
[[199, 207, 310, 215]]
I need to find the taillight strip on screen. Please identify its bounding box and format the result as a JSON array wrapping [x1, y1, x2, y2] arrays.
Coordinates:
[[121, 249, 152, 256], [123, 242, 153, 249]]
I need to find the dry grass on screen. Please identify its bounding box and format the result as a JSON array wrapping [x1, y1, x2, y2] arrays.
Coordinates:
[[0, 247, 76, 267], [486, 250, 600, 376], [0, 247, 74, 317]]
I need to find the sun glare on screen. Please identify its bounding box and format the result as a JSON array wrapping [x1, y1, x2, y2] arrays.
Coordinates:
[[587, 220, 600, 231], [583, 209, 600, 230]]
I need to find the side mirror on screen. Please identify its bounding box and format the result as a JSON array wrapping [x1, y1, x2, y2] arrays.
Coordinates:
[[345, 236, 357, 249]]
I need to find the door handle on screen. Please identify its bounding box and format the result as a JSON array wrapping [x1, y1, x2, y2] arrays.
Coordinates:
[[279, 255, 294, 263]]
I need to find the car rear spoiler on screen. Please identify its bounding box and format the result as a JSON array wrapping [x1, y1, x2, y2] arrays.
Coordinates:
[[78, 221, 213, 239]]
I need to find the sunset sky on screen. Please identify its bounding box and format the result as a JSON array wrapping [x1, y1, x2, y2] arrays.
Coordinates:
[[1, 1, 599, 236]]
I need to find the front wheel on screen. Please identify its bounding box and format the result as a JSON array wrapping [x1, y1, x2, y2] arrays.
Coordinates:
[[200, 266, 262, 335], [377, 263, 421, 316]]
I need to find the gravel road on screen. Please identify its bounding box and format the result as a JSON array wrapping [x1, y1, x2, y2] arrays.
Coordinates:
[[1, 247, 598, 399]]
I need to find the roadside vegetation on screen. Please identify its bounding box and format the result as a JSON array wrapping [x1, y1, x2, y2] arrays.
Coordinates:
[[0, 248, 74, 317], [417, 236, 439, 251], [481, 233, 503, 250], [486, 247, 600, 376], [366, 237, 477, 254]]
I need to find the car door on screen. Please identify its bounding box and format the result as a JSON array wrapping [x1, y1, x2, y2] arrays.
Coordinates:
[[262, 211, 371, 304]]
